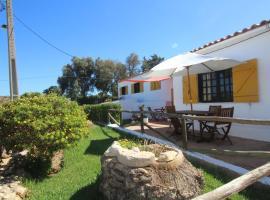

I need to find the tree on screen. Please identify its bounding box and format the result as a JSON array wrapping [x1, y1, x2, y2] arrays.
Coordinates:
[[126, 53, 140, 77], [141, 54, 164, 72], [95, 58, 127, 97], [57, 57, 95, 100], [43, 86, 61, 95]]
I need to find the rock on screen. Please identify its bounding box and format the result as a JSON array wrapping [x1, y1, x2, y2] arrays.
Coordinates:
[[0, 176, 28, 200], [14, 185, 28, 198], [104, 142, 156, 168], [100, 143, 204, 200], [117, 149, 156, 167], [157, 151, 179, 162], [50, 150, 64, 175], [104, 141, 122, 157], [131, 147, 140, 152]]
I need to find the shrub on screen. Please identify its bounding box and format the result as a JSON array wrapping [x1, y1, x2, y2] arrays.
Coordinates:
[[84, 103, 121, 124], [0, 94, 89, 159]]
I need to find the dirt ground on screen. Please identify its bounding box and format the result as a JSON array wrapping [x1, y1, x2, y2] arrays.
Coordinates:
[[126, 121, 270, 170]]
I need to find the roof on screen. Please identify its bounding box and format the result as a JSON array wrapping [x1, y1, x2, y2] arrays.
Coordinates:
[[191, 20, 270, 52]]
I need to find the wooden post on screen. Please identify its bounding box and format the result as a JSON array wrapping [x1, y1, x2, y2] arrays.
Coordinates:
[[107, 111, 111, 124], [140, 112, 145, 133], [192, 162, 270, 200], [108, 112, 120, 126], [181, 118, 188, 150], [139, 106, 145, 133]]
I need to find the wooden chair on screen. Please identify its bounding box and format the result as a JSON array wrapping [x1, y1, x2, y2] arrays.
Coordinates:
[[200, 105, 222, 134], [147, 107, 164, 121], [205, 107, 234, 144], [165, 106, 179, 133], [165, 106, 193, 135]]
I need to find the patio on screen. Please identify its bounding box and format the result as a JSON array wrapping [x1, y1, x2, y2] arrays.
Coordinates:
[[125, 121, 270, 170]]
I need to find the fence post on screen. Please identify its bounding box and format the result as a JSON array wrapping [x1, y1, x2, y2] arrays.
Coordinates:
[[139, 106, 145, 133], [181, 118, 188, 150], [107, 111, 111, 124]]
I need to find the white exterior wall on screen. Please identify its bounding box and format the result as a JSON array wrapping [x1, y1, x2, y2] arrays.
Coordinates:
[[173, 25, 270, 142], [119, 79, 173, 119]]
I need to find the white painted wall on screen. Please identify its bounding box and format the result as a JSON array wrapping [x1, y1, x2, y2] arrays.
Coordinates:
[[118, 79, 173, 119], [173, 25, 270, 142]]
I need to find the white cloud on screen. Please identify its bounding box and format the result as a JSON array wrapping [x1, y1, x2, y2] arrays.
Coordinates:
[[171, 43, 179, 49]]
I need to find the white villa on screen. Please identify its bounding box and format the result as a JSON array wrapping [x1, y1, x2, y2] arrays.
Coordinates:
[[118, 20, 270, 142]]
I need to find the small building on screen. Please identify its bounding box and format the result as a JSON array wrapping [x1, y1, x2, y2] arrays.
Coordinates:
[[118, 20, 270, 142], [118, 77, 173, 119]]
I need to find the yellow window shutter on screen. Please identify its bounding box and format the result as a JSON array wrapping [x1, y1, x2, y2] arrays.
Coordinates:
[[232, 59, 259, 102], [155, 81, 161, 90], [150, 82, 154, 90], [150, 81, 161, 91], [182, 75, 198, 104], [140, 82, 144, 93], [131, 84, 134, 94]]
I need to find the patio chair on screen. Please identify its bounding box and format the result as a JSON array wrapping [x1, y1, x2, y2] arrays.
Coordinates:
[[200, 105, 222, 133], [147, 107, 164, 121], [165, 106, 180, 134], [204, 107, 234, 144], [165, 106, 193, 135]]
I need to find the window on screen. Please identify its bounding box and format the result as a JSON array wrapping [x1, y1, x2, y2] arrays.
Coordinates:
[[120, 86, 128, 95], [132, 82, 144, 93], [150, 81, 161, 91], [198, 69, 233, 102], [134, 83, 140, 93]]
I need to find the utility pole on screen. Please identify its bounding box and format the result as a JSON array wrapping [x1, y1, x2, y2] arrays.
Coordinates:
[[6, 0, 18, 100]]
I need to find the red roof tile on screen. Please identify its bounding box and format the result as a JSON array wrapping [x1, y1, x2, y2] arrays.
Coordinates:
[[191, 20, 270, 52]]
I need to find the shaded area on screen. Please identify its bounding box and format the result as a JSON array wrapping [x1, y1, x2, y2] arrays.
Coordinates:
[[84, 138, 116, 155], [70, 176, 104, 200]]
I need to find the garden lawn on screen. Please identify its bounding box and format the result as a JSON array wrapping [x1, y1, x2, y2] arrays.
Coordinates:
[[24, 125, 270, 200]]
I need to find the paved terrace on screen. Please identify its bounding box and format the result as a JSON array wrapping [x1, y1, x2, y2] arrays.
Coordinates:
[[125, 121, 270, 170]]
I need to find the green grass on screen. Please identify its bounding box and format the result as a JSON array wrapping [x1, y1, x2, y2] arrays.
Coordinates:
[[24, 125, 121, 200], [24, 125, 270, 200]]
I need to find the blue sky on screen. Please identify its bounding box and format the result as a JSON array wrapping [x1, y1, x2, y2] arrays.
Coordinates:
[[0, 0, 269, 95]]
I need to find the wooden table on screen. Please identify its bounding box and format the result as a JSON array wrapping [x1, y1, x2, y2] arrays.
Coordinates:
[[175, 110, 214, 141], [176, 110, 211, 116]]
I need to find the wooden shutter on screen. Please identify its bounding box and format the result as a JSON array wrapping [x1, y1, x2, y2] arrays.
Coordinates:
[[125, 86, 128, 95], [131, 84, 134, 94], [139, 82, 144, 93], [150, 82, 155, 90], [182, 75, 198, 104], [232, 59, 259, 102], [150, 81, 161, 91]]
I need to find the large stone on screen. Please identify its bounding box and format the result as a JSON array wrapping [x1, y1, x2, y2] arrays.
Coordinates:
[[104, 141, 156, 168], [100, 143, 204, 200], [117, 149, 156, 168]]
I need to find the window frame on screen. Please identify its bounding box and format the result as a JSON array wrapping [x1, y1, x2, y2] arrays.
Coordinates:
[[121, 86, 128, 95], [198, 69, 233, 103], [133, 82, 141, 93]]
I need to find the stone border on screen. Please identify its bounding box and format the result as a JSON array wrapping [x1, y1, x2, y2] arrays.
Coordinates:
[[107, 124, 270, 186]]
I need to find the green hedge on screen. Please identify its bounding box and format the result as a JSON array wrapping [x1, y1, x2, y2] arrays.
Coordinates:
[[84, 103, 121, 124]]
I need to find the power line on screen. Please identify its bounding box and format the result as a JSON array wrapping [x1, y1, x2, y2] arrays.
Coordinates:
[[0, 75, 118, 81], [13, 14, 74, 58]]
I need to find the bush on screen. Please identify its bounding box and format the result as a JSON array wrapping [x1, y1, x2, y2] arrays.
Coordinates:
[[0, 94, 89, 160], [84, 103, 121, 124]]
